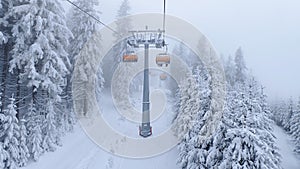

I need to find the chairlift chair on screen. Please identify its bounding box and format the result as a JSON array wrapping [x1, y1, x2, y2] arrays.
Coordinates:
[[123, 51, 138, 62], [156, 53, 170, 67]]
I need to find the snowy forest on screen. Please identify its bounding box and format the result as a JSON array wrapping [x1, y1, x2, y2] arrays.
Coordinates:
[[1, 0, 300, 169]]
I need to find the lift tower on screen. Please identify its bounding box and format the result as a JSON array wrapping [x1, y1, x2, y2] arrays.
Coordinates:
[[127, 27, 165, 137]]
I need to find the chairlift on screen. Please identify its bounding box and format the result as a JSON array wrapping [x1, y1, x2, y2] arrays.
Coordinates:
[[156, 53, 170, 67], [123, 51, 138, 62]]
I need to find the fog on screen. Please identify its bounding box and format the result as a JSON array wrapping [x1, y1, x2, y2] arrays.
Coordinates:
[[63, 0, 300, 100]]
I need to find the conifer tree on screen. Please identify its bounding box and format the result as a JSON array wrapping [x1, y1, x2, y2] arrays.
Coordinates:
[[2, 96, 20, 169], [290, 98, 300, 153], [26, 101, 43, 161], [68, 0, 103, 117], [234, 47, 247, 84], [18, 119, 29, 167]]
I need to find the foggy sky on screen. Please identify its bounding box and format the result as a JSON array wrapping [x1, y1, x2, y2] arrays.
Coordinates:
[[63, 0, 300, 100]]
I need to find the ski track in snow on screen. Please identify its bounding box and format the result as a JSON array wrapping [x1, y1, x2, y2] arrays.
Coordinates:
[[273, 124, 300, 169]]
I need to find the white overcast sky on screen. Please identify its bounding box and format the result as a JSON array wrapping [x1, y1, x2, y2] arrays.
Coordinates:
[[63, 0, 300, 100]]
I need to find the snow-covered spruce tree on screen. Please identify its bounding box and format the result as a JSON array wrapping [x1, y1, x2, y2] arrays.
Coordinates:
[[67, 0, 102, 107], [182, 98, 214, 168], [96, 67, 105, 101], [0, 31, 4, 43], [219, 80, 282, 169], [18, 119, 29, 167], [0, 1, 6, 55], [282, 98, 294, 132], [0, 0, 8, 44], [113, 0, 132, 63], [0, 105, 9, 169], [219, 88, 257, 169], [41, 99, 57, 151], [258, 87, 282, 166], [203, 91, 231, 168], [10, 0, 72, 100], [224, 55, 235, 88], [0, 4, 5, 112], [246, 79, 281, 168], [175, 74, 203, 169], [234, 47, 247, 84], [72, 35, 102, 118], [26, 100, 43, 161], [220, 128, 258, 168], [68, 0, 100, 63], [206, 51, 281, 168], [193, 65, 212, 116], [0, 92, 3, 114], [258, 86, 276, 131], [10, 0, 72, 151], [175, 68, 213, 169], [1, 0, 28, 122], [0, 142, 9, 169], [205, 121, 227, 168], [174, 74, 201, 140], [290, 97, 300, 153], [35, 0, 71, 141], [2, 96, 20, 169], [175, 39, 228, 168], [273, 100, 287, 126], [0, 0, 14, 112], [68, 0, 103, 117], [110, 0, 134, 108], [173, 42, 189, 66], [205, 88, 243, 168], [0, 30, 5, 44], [270, 100, 281, 126]]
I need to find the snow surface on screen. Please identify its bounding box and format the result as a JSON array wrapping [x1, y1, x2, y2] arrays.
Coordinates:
[[22, 124, 180, 169], [23, 118, 300, 169], [273, 124, 300, 169]]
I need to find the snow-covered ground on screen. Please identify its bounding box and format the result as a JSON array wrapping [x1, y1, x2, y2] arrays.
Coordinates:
[[273, 124, 300, 169], [22, 124, 180, 169]]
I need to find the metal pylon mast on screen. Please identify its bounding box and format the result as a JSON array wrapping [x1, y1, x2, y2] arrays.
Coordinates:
[[127, 27, 165, 137]]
